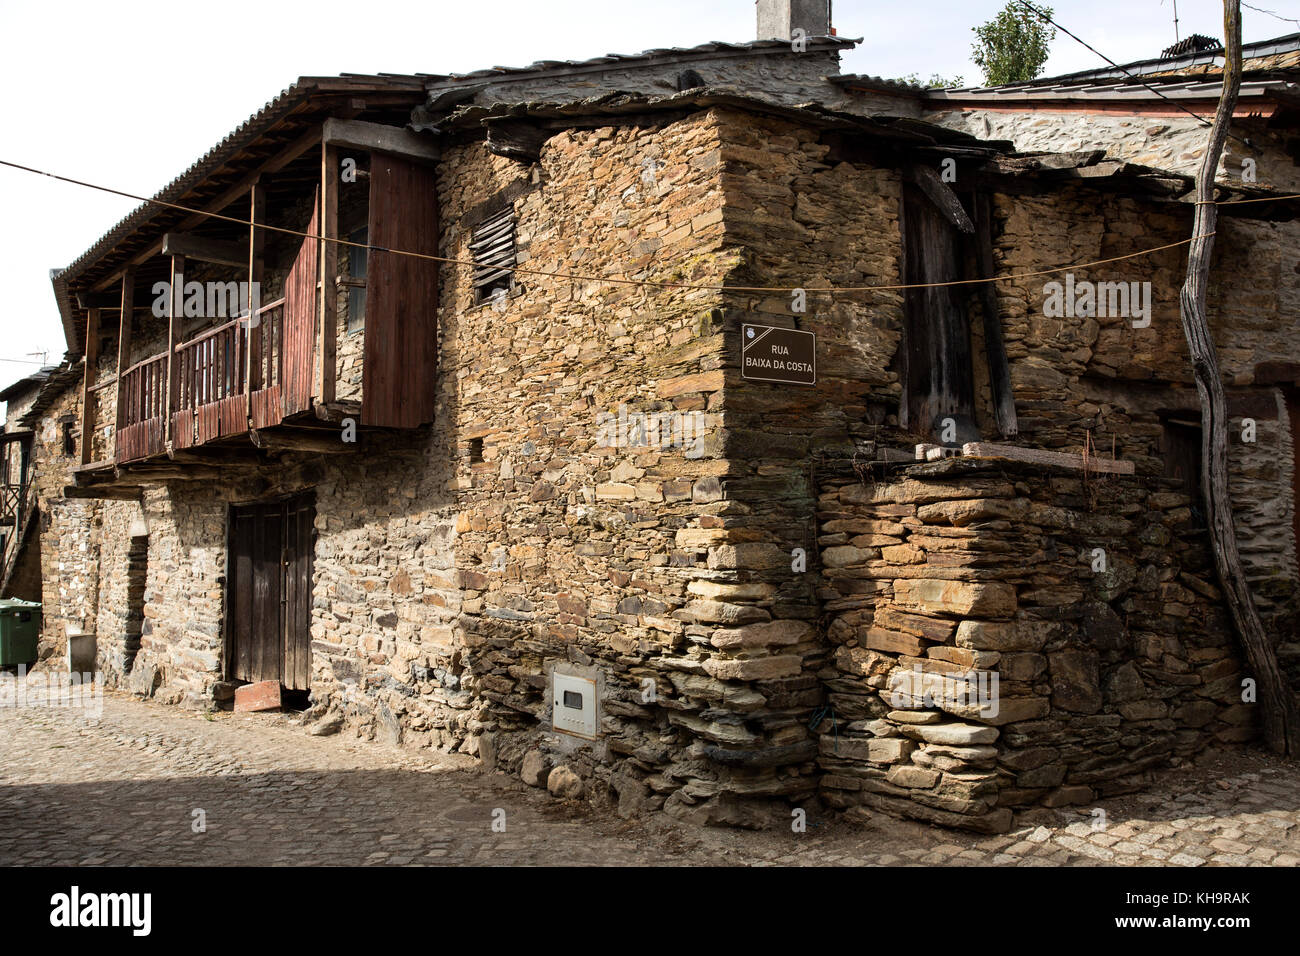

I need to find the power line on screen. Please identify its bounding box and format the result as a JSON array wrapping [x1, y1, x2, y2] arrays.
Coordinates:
[[1242, 3, 1300, 29], [1010, 0, 1252, 146], [2, 157, 1294, 297]]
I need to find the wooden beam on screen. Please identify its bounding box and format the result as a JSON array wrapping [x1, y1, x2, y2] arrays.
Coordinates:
[[113, 270, 135, 459], [162, 232, 249, 268], [163, 255, 184, 448], [63, 484, 144, 501], [909, 164, 975, 234], [317, 143, 340, 405], [249, 429, 359, 454], [960, 442, 1134, 474], [246, 182, 265, 419], [91, 125, 324, 291], [322, 117, 440, 164], [974, 193, 1017, 437], [79, 308, 101, 466], [1176, 0, 1300, 756], [116, 465, 228, 482]]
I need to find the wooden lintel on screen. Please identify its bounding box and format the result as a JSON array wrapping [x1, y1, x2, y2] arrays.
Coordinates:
[[909, 164, 975, 234], [322, 117, 440, 164], [250, 428, 358, 454], [63, 484, 144, 501], [162, 232, 249, 268], [116, 464, 227, 482]]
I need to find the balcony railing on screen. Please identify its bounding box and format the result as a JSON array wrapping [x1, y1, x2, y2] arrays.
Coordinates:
[[116, 297, 288, 463]]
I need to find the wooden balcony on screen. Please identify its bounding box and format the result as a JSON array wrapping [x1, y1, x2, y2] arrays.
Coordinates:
[[66, 120, 443, 494]]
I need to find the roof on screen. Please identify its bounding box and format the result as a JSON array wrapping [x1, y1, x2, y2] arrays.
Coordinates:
[[50, 74, 430, 356], [419, 36, 856, 90], [917, 74, 1300, 108], [835, 31, 1300, 101], [50, 37, 859, 358], [1016, 31, 1300, 87], [0, 366, 63, 402], [7, 364, 82, 430]]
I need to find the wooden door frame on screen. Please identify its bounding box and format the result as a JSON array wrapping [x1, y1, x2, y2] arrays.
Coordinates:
[[222, 488, 317, 688]]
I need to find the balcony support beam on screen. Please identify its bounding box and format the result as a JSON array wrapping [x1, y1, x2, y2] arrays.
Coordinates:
[[79, 308, 100, 466], [317, 142, 339, 405], [113, 270, 135, 459], [163, 255, 184, 449], [246, 182, 265, 421]]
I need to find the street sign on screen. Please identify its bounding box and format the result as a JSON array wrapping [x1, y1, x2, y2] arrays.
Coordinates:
[[741, 324, 816, 386]]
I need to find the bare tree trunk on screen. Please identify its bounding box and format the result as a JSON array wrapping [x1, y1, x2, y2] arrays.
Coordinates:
[[1179, 0, 1300, 755]]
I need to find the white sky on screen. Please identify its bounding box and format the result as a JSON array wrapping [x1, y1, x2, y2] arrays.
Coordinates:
[[1, 0, 1295, 402]]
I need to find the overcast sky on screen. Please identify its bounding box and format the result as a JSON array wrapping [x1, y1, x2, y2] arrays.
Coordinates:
[[1, 0, 1295, 401]]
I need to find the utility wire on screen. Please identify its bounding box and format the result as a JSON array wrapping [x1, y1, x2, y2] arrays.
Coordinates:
[[1242, 3, 1300, 29], [3, 157, 1295, 296], [1010, 0, 1253, 146]]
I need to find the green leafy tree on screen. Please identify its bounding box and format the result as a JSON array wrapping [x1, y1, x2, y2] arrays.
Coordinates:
[[895, 72, 967, 89], [971, 2, 1057, 86]]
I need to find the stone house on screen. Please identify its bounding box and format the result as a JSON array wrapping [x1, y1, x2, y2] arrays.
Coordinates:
[[16, 2, 1300, 830]]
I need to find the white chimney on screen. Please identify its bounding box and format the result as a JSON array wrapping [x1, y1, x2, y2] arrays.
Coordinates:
[[756, 0, 832, 41]]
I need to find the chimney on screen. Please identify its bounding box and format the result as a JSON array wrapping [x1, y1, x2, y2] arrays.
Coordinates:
[[756, 0, 832, 41]]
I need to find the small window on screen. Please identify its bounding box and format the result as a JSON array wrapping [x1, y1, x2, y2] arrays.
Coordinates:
[[1161, 417, 1204, 505], [346, 226, 368, 333], [470, 207, 516, 304], [62, 421, 76, 457], [468, 437, 484, 464]]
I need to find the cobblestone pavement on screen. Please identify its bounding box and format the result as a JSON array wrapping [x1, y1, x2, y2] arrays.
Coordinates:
[[1, 689, 1297, 866]]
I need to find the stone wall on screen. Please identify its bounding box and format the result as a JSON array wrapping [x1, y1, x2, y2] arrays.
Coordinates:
[[817, 456, 1248, 832], [924, 110, 1300, 194]]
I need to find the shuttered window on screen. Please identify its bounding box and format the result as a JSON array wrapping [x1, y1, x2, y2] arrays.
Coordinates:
[[470, 207, 516, 303]]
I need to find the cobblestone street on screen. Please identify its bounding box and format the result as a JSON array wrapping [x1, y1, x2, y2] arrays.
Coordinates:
[[1, 689, 1297, 867]]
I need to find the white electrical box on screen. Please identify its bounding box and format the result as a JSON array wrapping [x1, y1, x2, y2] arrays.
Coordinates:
[[552, 672, 598, 739]]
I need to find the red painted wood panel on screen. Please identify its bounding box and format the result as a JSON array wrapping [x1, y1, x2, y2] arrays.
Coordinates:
[[282, 197, 319, 417], [364, 155, 439, 428]]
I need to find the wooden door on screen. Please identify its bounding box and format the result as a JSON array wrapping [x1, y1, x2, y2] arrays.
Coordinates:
[[226, 492, 314, 690]]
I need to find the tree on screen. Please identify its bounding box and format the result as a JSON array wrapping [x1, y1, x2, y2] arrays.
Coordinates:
[[895, 73, 967, 89], [1178, 0, 1300, 755], [971, 2, 1056, 86]]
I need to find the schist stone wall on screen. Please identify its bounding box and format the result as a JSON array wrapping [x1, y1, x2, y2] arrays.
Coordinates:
[[816, 457, 1246, 833], [36, 99, 1300, 831], [925, 109, 1300, 194]]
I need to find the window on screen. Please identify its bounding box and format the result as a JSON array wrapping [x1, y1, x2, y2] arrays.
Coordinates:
[[345, 226, 368, 333], [470, 207, 516, 304], [61, 420, 76, 457], [1161, 416, 1204, 504], [468, 437, 484, 464]]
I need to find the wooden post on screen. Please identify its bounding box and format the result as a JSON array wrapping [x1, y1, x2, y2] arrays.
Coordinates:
[[164, 254, 184, 449], [79, 308, 100, 466], [1177, 0, 1300, 755], [113, 269, 135, 461], [317, 141, 339, 405], [246, 182, 264, 422]]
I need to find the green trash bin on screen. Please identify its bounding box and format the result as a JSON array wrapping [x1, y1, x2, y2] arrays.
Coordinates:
[[0, 599, 41, 667]]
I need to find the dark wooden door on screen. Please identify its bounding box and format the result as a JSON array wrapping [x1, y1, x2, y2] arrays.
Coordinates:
[[227, 492, 314, 690]]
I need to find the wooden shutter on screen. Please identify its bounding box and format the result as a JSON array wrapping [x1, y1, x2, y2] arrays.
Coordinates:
[[281, 194, 319, 416], [470, 207, 516, 299], [364, 154, 439, 428]]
